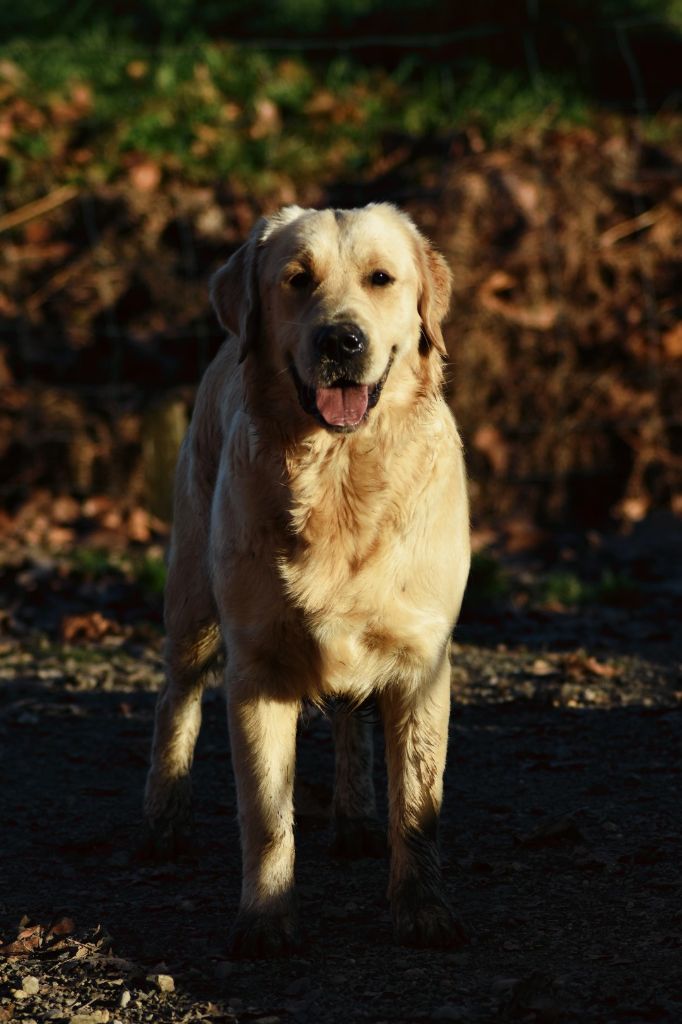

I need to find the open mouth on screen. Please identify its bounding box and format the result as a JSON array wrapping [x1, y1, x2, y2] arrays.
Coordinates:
[[288, 355, 393, 432]]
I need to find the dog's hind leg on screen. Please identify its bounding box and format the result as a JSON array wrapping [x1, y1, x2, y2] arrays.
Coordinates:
[[144, 549, 221, 857], [330, 702, 385, 858]]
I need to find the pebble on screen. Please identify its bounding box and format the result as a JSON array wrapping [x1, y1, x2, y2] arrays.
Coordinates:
[[120, 990, 131, 1009], [22, 976, 40, 995], [214, 961, 235, 979], [154, 974, 175, 993], [285, 977, 310, 996], [69, 1012, 110, 1024], [431, 1006, 466, 1022]]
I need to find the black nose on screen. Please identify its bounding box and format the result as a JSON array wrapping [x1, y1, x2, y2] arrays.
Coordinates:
[[314, 322, 367, 362]]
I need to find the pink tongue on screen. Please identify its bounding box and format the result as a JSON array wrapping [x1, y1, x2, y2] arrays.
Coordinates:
[[315, 385, 369, 427]]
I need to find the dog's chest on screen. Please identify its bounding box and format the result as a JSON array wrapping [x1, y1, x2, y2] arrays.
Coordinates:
[[277, 450, 451, 692]]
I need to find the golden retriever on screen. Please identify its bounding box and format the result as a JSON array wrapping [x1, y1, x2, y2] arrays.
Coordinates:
[[144, 203, 470, 955]]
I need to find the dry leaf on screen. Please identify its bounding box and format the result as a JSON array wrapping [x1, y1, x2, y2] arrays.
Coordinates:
[[129, 161, 161, 192], [583, 656, 617, 678], [47, 915, 76, 938], [473, 424, 509, 475], [517, 815, 584, 848], [60, 612, 119, 643], [0, 924, 44, 957]]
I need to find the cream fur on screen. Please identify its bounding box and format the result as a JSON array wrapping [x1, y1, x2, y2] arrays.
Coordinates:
[[145, 203, 470, 953]]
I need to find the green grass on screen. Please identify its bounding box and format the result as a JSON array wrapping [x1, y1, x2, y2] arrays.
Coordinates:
[[463, 553, 644, 611], [535, 568, 643, 608], [464, 551, 511, 606], [67, 546, 166, 596], [134, 554, 167, 597], [0, 35, 597, 197]]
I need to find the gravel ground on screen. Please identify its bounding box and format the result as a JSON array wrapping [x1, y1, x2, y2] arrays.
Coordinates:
[[0, 529, 681, 1024]]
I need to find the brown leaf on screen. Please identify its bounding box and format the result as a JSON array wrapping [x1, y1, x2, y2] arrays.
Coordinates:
[[473, 424, 509, 475], [47, 914, 76, 938], [128, 161, 161, 193], [583, 656, 617, 678], [249, 98, 281, 140], [567, 653, 616, 679], [0, 924, 44, 956], [60, 612, 119, 643], [662, 323, 682, 360], [127, 506, 151, 543], [516, 814, 584, 848]]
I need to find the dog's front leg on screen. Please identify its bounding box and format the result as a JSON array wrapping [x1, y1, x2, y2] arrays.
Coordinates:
[[227, 683, 301, 957], [380, 655, 467, 948]]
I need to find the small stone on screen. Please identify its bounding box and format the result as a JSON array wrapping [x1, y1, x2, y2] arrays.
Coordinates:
[[431, 1006, 465, 1022], [155, 974, 175, 993], [120, 990, 131, 1009], [13, 989, 29, 1000], [22, 976, 40, 995], [285, 977, 310, 996]]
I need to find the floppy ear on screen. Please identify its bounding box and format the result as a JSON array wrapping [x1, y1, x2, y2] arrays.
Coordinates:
[[416, 238, 453, 358], [209, 219, 265, 363]]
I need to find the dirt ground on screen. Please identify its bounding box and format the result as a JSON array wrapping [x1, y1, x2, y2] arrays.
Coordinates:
[[0, 513, 680, 1024]]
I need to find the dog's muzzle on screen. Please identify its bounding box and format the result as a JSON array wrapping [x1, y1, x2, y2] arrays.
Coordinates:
[[289, 348, 394, 434]]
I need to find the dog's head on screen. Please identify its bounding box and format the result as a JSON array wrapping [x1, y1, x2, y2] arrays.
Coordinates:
[[210, 204, 452, 433]]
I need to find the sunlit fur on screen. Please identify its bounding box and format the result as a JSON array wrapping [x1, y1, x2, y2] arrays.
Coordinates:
[[145, 204, 471, 952]]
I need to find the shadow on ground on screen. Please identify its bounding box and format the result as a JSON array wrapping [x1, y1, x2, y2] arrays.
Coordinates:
[[0, 644, 680, 1023]]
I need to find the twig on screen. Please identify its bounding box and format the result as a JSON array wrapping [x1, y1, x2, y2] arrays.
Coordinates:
[[598, 206, 664, 248], [0, 184, 78, 235]]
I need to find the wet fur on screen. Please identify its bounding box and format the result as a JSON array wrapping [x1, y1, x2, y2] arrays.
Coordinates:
[[144, 203, 470, 954]]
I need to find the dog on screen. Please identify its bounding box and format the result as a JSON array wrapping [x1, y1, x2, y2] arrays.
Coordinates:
[[144, 203, 470, 955]]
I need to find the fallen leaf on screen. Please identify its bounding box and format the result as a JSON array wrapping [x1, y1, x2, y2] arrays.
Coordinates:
[[0, 924, 44, 957], [60, 612, 119, 643], [47, 914, 76, 938], [516, 814, 584, 848], [473, 424, 509, 475], [583, 656, 617, 678], [129, 161, 161, 192]]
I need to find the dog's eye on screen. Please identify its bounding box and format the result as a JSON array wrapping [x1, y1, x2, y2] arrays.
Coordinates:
[[289, 271, 312, 290], [371, 270, 393, 287]]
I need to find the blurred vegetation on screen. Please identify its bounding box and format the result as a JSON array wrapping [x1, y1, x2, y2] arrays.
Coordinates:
[[0, 0, 680, 200], [464, 552, 644, 613], [69, 546, 167, 597], [1, 1, 680, 533], [0, 39, 596, 197]]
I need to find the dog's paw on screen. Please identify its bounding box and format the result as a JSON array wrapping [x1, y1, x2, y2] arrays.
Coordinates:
[[330, 815, 386, 859], [138, 819, 194, 861], [391, 881, 468, 949], [142, 775, 194, 859], [229, 908, 303, 959]]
